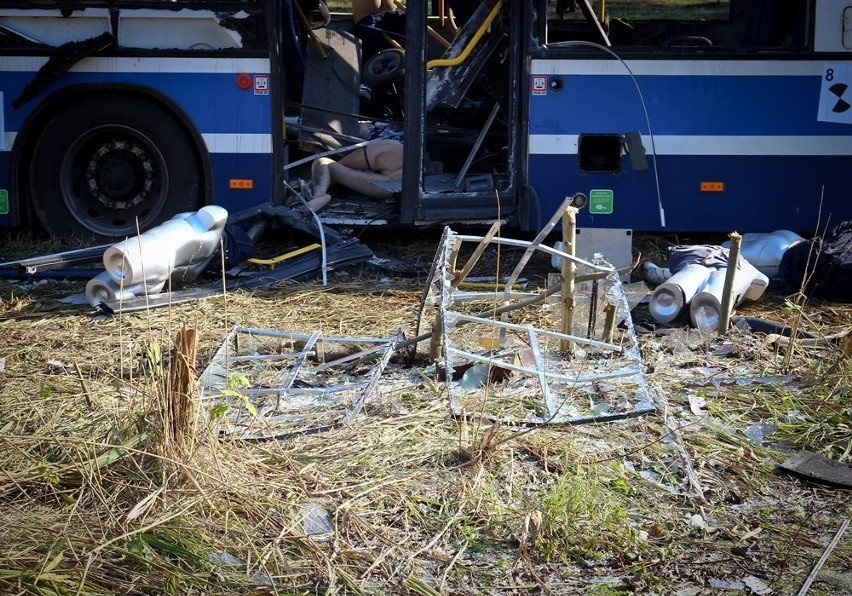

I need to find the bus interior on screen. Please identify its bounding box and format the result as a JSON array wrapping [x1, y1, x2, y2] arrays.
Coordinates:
[[287, 0, 814, 229]]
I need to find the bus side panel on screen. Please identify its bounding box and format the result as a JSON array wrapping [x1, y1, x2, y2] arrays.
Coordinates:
[[529, 153, 851, 232], [527, 57, 852, 233], [1, 55, 273, 224], [0, 83, 17, 228], [208, 153, 272, 213], [0, 151, 10, 228]]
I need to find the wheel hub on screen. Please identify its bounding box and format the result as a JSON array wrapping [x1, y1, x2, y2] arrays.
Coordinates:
[[86, 140, 154, 211]]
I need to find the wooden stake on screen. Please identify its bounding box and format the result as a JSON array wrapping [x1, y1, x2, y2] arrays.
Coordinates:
[[602, 303, 617, 344], [429, 318, 443, 361], [718, 231, 741, 334], [560, 207, 578, 355], [164, 326, 199, 454]]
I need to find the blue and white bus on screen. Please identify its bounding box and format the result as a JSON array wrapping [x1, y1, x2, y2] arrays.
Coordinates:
[[0, 0, 850, 239], [525, 0, 852, 232], [0, 1, 278, 239]]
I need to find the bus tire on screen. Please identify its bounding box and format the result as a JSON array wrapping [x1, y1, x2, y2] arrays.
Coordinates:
[[29, 93, 202, 240]]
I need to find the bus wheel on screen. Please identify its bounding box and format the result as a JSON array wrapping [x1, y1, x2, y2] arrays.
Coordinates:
[[29, 93, 201, 241]]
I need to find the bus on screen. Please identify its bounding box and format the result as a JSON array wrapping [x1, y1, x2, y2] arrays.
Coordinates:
[[0, 0, 850, 240]]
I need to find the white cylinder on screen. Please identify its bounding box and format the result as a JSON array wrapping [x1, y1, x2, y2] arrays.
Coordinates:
[[689, 258, 766, 329], [743, 260, 770, 301], [103, 219, 184, 285], [170, 206, 230, 284], [689, 270, 726, 330], [102, 205, 228, 286], [724, 230, 804, 278], [85, 271, 166, 307], [649, 263, 710, 323]]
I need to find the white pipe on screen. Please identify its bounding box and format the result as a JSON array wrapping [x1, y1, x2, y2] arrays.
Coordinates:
[[649, 263, 710, 323], [102, 205, 228, 287], [85, 271, 166, 307], [690, 259, 768, 329], [724, 230, 805, 278]]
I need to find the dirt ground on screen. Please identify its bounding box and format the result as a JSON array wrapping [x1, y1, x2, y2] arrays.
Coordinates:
[[0, 227, 849, 595]]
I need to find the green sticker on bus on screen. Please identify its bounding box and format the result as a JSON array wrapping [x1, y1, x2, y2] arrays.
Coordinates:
[[589, 189, 613, 214], [0, 190, 8, 215]]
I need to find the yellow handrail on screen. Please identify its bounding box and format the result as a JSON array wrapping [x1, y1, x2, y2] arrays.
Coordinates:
[[426, 0, 502, 70], [247, 243, 321, 270], [382, 32, 404, 50]]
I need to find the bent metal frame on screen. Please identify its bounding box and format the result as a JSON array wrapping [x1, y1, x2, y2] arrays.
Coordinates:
[[419, 199, 655, 425], [198, 325, 403, 440]]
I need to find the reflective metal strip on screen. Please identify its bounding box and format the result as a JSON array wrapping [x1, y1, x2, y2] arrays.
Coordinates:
[[530, 58, 824, 77], [2, 132, 271, 154], [0, 56, 270, 73], [1, 132, 15, 152], [529, 134, 852, 156], [202, 133, 271, 154]]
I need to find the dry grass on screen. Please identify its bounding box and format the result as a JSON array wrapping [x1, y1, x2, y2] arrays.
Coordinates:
[[0, 231, 849, 595]]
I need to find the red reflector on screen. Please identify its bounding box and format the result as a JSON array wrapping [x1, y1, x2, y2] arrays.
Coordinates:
[[229, 179, 254, 189], [235, 73, 252, 90]]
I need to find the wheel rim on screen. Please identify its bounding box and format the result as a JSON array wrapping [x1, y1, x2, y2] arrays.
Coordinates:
[[364, 49, 404, 85], [59, 125, 170, 237], [370, 53, 401, 77]]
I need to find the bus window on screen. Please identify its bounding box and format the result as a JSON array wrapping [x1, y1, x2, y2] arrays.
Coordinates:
[[545, 0, 807, 50]]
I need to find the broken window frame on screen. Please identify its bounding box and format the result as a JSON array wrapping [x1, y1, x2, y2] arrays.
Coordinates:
[[420, 200, 655, 425], [198, 325, 403, 440]]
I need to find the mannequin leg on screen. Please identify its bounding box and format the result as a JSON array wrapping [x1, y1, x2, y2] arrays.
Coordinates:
[[307, 157, 334, 210], [306, 140, 404, 210]]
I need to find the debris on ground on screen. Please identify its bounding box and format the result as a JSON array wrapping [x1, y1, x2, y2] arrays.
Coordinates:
[[779, 450, 852, 488], [0, 225, 849, 594]]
